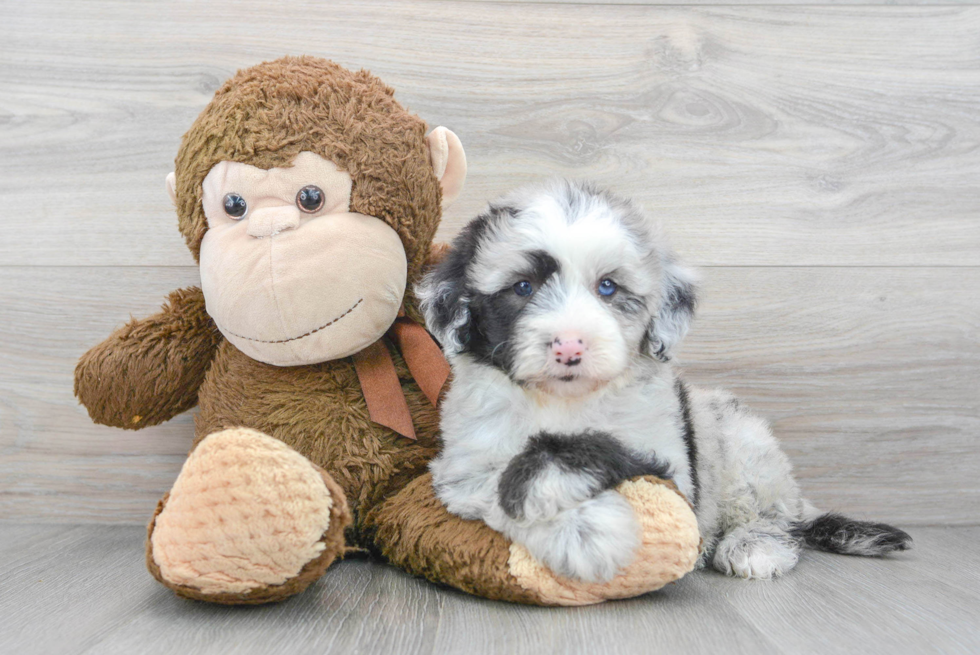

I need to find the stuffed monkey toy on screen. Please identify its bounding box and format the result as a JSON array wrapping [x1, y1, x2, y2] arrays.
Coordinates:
[[75, 57, 700, 606]]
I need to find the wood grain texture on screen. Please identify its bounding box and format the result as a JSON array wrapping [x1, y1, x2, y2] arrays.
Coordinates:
[[1, 265, 976, 525], [1, 524, 977, 655], [681, 266, 980, 526], [1, 2, 978, 267]]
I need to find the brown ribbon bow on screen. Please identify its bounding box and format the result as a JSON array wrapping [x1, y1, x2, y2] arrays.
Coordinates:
[[351, 311, 450, 440]]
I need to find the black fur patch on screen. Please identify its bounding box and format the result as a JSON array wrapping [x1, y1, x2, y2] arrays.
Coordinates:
[[792, 513, 913, 556], [499, 430, 673, 520], [466, 291, 524, 371], [675, 378, 699, 508], [466, 250, 560, 374], [523, 249, 561, 283], [423, 204, 513, 350]]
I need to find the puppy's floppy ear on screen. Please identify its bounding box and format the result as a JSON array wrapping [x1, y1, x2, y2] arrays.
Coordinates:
[[645, 258, 699, 361], [416, 216, 490, 355]]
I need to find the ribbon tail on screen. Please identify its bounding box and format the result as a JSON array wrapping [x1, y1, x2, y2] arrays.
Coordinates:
[[390, 318, 450, 408], [352, 340, 417, 440]]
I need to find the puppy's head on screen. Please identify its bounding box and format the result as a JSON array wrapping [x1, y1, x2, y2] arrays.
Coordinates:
[[417, 181, 697, 397]]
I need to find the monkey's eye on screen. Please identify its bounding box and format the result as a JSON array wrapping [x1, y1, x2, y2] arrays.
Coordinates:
[[598, 279, 618, 297], [514, 280, 534, 297], [296, 185, 325, 213], [223, 193, 247, 219]]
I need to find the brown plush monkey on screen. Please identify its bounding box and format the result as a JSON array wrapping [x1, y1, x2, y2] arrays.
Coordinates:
[[74, 57, 699, 606]]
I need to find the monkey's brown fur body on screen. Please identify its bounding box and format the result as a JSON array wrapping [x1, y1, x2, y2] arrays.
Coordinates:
[[75, 57, 700, 606]]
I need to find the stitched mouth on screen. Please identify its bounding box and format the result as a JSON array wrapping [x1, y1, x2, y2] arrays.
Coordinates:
[[223, 298, 363, 344]]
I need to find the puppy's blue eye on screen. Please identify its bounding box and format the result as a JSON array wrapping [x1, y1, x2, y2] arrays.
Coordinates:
[[514, 280, 533, 297], [598, 279, 618, 297]]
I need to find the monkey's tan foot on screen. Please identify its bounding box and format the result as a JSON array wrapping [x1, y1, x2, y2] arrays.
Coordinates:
[[146, 427, 351, 604], [364, 473, 699, 606], [506, 476, 701, 605]]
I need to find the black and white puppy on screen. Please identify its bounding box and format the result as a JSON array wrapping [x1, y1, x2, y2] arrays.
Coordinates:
[[417, 181, 911, 583]]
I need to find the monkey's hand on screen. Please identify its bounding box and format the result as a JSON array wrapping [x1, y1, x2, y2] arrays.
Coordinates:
[[74, 286, 222, 430]]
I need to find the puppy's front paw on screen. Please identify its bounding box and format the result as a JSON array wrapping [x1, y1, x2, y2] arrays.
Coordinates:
[[500, 464, 601, 523], [525, 490, 640, 583], [505, 477, 701, 606]]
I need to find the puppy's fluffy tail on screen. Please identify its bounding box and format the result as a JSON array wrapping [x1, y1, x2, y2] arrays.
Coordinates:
[[792, 513, 913, 556]]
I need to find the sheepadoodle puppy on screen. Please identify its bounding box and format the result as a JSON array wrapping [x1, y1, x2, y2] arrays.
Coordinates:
[[417, 181, 912, 583]]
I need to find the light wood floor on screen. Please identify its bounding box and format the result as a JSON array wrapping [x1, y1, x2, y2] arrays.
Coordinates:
[[1, 524, 977, 655], [1, 0, 978, 653]]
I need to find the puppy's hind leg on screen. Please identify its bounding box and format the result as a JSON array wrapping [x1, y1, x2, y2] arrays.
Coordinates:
[[713, 512, 913, 580], [703, 395, 805, 579], [712, 520, 802, 580]]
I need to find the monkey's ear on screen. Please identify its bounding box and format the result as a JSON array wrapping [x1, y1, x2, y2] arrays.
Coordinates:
[[166, 171, 177, 205], [645, 259, 699, 362], [426, 127, 467, 207]]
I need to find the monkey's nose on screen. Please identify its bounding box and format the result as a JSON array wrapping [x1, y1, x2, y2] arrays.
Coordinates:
[[551, 333, 586, 367], [246, 207, 301, 238]]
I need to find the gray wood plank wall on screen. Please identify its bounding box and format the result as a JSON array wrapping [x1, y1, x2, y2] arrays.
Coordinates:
[[1, 0, 977, 526]]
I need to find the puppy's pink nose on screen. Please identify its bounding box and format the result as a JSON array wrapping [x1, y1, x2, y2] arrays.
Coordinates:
[[551, 333, 586, 367]]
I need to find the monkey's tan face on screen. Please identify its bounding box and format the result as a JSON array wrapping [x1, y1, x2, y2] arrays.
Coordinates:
[[197, 152, 407, 366]]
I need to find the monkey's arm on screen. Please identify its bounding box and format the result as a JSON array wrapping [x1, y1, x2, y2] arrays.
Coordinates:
[[74, 286, 223, 430]]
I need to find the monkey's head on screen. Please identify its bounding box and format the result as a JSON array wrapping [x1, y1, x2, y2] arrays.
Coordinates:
[[167, 57, 466, 366]]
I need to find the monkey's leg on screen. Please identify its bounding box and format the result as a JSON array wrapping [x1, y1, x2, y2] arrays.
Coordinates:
[[363, 473, 701, 606], [146, 428, 351, 604]]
